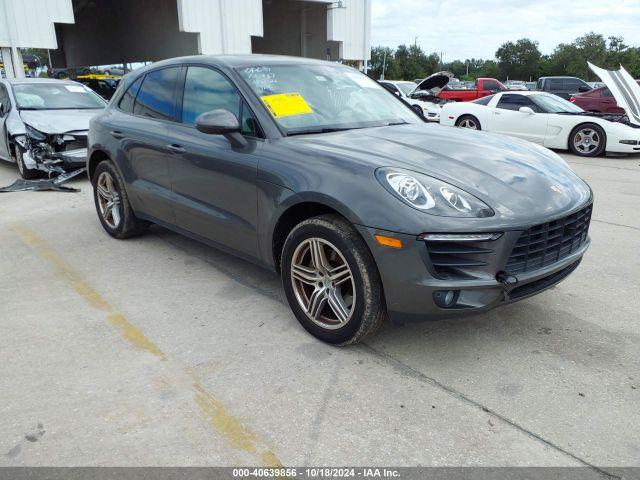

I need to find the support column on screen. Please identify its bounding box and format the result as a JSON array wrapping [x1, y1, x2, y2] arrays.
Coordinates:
[[1, 47, 16, 79], [11, 46, 25, 78]]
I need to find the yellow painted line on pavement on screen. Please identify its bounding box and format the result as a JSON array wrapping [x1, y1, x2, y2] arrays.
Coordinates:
[[11, 223, 282, 467]]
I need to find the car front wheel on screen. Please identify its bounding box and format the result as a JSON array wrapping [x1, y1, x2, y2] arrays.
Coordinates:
[[456, 115, 481, 130], [569, 123, 606, 157], [281, 214, 386, 345], [15, 146, 41, 180]]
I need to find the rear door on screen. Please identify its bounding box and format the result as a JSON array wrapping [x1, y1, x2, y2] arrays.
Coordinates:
[[164, 65, 262, 259], [110, 67, 181, 224]]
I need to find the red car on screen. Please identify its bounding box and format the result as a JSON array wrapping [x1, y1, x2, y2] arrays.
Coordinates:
[[437, 78, 506, 102], [570, 81, 640, 114]]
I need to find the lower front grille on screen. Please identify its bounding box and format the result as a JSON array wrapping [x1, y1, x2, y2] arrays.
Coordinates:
[[505, 204, 592, 275], [508, 259, 581, 300], [424, 239, 494, 279]]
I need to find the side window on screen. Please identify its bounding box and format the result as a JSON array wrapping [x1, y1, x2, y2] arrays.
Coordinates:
[[240, 101, 261, 137], [497, 94, 538, 112], [0, 85, 10, 113], [549, 79, 563, 90], [602, 88, 613, 98], [564, 79, 582, 91], [482, 80, 500, 92], [118, 76, 143, 113], [181, 66, 240, 125], [133, 67, 180, 121]]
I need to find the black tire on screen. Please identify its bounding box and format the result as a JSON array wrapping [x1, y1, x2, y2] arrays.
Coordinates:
[[14, 146, 41, 180], [281, 214, 386, 345], [92, 160, 149, 239], [411, 104, 424, 116], [455, 115, 481, 130], [104, 70, 110, 75], [568, 123, 606, 157], [56, 71, 67, 79]]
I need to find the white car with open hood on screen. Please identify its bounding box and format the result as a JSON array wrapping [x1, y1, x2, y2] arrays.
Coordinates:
[[439, 64, 640, 157], [0, 78, 106, 180], [379, 71, 452, 122]]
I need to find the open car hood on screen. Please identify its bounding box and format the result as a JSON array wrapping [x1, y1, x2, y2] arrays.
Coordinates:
[[411, 71, 453, 95], [19, 109, 99, 135], [589, 62, 640, 126]]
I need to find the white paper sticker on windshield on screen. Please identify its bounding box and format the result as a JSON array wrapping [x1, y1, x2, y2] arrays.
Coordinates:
[[345, 72, 377, 88], [65, 85, 86, 93]]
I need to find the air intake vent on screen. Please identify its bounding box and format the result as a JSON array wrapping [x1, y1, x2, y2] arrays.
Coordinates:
[[506, 204, 592, 275]]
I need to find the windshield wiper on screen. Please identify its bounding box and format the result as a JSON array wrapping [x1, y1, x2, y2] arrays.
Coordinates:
[[286, 127, 355, 136]]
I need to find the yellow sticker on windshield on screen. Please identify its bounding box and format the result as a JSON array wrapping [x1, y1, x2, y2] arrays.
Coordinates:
[[261, 93, 313, 118]]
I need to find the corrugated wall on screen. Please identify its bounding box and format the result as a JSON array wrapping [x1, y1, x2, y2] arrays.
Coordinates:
[[177, 0, 263, 55], [0, 0, 74, 48]]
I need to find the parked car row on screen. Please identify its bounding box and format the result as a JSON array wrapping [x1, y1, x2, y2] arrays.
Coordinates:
[[439, 63, 640, 158], [0, 54, 597, 345]]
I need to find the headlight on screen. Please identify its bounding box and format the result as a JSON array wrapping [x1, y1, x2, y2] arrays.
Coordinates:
[[25, 124, 47, 142], [376, 167, 494, 217]]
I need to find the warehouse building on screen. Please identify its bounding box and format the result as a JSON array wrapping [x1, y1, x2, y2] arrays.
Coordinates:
[[0, 0, 371, 78]]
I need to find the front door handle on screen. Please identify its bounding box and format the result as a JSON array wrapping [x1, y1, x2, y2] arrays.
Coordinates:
[[166, 144, 186, 153], [110, 130, 125, 139]]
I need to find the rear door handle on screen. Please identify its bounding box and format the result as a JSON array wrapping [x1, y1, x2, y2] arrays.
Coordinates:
[[166, 144, 186, 153], [110, 130, 125, 139]]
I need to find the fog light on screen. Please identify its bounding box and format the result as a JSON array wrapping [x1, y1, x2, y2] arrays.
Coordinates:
[[433, 290, 458, 308]]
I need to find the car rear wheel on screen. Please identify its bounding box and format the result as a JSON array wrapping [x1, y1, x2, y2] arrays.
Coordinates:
[[569, 123, 606, 157], [15, 146, 41, 180], [456, 115, 481, 130], [92, 160, 149, 239], [281, 214, 386, 345]]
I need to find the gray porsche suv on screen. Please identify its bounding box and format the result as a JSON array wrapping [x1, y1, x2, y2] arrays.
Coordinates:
[[87, 55, 592, 345]]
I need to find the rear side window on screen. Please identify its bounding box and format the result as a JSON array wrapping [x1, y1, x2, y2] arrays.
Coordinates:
[[473, 94, 494, 105], [181, 66, 240, 125], [118, 76, 143, 113], [548, 79, 563, 90], [133, 67, 180, 121], [564, 79, 584, 91]]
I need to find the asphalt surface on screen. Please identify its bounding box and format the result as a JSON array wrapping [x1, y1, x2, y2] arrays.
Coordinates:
[[0, 151, 638, 470]]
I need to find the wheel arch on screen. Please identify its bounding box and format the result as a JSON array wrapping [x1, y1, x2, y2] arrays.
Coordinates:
[[88, 149, 112, 180]]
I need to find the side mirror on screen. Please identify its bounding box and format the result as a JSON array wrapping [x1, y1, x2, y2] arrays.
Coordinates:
[[0, 102, 5, 116], [519, 106, 535, 114], [195, 109, 247, 148], [578, 85, 591, 93]]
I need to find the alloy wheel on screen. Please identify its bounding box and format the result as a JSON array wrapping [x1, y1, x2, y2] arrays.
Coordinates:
[[96, 171, 121, 229], [290, 238, 356, 329], [573, 128, 600, 154], [459, 118, 478, 129]]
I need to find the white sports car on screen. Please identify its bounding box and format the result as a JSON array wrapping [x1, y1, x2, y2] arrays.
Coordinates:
[[379, 72, 452, 122], [440, 64, 640, 157]]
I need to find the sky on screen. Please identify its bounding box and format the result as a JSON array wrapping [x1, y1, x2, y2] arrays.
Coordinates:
[[371, 0, 640, 61]]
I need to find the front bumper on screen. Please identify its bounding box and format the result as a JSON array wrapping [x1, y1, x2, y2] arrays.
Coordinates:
[[356, 220, 590, 324]]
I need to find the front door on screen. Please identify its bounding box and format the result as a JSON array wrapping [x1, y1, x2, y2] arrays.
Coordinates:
[[0, 84, 12, 160], [166, 65, 262, 259], [488, 94, 549, 144]]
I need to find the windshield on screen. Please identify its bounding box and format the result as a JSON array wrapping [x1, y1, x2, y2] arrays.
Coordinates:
[[395, 82, 416, 96], [13, 83, 107, 110], [238, 64, 419, 135], [530, 93, 583, 113]]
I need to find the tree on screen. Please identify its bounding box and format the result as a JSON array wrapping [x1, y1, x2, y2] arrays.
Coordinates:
[[368, 46, 399, 80], [496, 38, 541, 81]]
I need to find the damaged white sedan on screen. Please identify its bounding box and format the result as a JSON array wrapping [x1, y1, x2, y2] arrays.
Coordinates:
[[0, 78, 106, 180]]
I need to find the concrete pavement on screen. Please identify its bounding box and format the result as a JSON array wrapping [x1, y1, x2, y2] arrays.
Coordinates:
[[0, 153, 638, 470]]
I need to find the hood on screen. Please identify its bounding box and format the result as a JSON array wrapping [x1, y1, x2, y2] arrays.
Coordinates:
[[589, 62, 640, 126], [412, 71, 453, 95], [19, 109, 101, 134], [285, 124, 591, 225]]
